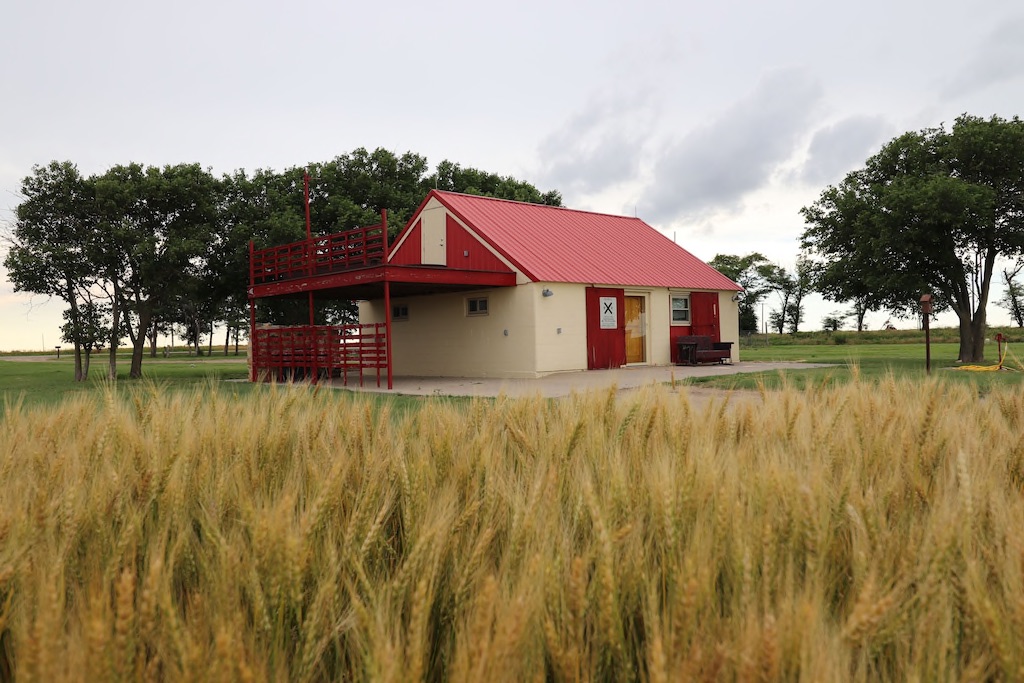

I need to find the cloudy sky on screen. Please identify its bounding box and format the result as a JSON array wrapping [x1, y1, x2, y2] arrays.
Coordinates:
[[2, 0, 1022, 350]]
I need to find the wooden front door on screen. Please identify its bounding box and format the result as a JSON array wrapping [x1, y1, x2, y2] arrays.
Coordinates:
[[624, 296, 646, 363]]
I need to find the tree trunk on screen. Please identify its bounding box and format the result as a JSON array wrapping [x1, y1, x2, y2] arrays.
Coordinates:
[[73, 342, 84, 382], [224, 323, 230, 355], [64, 281, 84, 382], [82, 345, 91, 379], [969, 308, 987, 363], [208, 320, 214, 357], [149, 325, 158, 357], [130, 306, 152, 379], [956, 313, 986, 364], [108, 283, 120, 380], [958, 249, 997, 364]]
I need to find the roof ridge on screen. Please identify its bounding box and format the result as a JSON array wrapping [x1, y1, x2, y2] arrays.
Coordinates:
[[433, 190, 646, 222]]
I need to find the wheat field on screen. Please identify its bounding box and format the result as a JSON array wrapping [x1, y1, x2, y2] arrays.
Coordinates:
[[1, 376, 1023, 682]]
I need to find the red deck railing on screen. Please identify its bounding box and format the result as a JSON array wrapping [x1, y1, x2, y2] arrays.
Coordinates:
[[250, 222, 387, 285], [251, 324, 388, 386]]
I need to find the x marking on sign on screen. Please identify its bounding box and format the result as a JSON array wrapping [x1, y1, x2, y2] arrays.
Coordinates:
[[603, 302, 614, 315]]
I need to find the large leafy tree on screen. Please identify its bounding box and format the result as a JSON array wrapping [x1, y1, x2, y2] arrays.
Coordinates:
[[93, 163, 219, 378], [4, 162, 98, 380], [801, 114, 1024, 362], [707, 252, 773, 333]]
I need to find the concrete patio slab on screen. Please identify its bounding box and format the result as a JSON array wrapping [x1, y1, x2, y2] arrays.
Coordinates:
[[331, 362, 830, 398]]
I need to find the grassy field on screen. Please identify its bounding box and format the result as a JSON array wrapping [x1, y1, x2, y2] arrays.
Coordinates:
[[0, 355, 462, 417], [0, 355, 253, 409], [3, 378, 1024, 680], [686, 341, 1024, 392], [740, 325, 1024, 347]]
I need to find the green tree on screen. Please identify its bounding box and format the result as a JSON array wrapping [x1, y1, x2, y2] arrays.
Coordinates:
[[997, 263, 1024, 327], [428, 160, 563, 208], [843, 296, 873, 332], [802, 114, 1024, 362], [821, 312, 845, 333], [4, 162, 96, 381], [763, 259, 813, 334], [93, 163, 219, 378], [232, 150, 561, 329], [708, 252, 773, 333], [59, 298, 122, 379]]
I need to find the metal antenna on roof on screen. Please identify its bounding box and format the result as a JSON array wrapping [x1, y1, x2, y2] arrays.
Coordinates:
[[673, 231, 677, 243]]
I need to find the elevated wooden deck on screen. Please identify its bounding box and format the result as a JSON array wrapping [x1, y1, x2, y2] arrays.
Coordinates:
[[248, 212, 516, 389]]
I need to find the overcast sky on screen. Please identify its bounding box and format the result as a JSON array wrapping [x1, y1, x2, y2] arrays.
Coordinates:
[[2, 0, 1023, 350]]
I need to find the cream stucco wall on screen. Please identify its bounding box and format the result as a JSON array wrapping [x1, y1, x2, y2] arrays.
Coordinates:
[[644, 289, 673, 364], [360, 283, 741, 377], [717, 290, 741, 362], [532, 282, 588, 373], [360, 285, 539, 378]]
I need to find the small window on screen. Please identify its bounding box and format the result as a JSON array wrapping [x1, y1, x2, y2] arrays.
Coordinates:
[[467, 297, 489, 316], [392, 304, 409, 321], [671, 295, 690, 324]]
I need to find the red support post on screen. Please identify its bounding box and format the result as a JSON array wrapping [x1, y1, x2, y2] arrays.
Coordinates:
[[304, 172, 312, 240], [384, 280, 393, 390], [248, 240, 257, 382]]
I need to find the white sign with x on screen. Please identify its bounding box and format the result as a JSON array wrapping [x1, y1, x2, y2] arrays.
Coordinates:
[[599, 297, 617, 329]]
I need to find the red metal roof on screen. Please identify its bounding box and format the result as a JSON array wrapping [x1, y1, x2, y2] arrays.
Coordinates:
[[428, 191, 741, 291]]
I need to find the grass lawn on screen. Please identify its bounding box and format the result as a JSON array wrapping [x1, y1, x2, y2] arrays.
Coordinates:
[[0, 355, 252, 408], [0, 355, 460, 415], [7, 338, 1024, 411], [689, 341, 1024, 391]]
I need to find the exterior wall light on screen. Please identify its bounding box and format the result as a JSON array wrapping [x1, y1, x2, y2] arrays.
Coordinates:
[[542, 288, 554, 297]]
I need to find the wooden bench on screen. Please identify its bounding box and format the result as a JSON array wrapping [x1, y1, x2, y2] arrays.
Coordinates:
[[676, 336, 733, 365]]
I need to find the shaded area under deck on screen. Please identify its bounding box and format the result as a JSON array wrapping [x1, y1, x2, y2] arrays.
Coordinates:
[[248, 215, 516, 389]]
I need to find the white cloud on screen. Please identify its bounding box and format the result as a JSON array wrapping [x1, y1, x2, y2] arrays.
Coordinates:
[[799, 116, 893, 186], [640, 68, 824, 223], [942, 15, 1024, 98]]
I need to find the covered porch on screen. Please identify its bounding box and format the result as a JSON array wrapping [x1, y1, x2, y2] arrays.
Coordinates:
[[247, 212, 516, 388]]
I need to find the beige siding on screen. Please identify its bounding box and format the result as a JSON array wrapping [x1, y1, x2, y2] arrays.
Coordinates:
[[646, 290, 673, 364], [717, 291, 741, 362], [361, 286, 538, 378], [532, 282, 588, 373], [360, 282, 740, 377]]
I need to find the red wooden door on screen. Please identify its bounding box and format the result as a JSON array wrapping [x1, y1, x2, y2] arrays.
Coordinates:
[[585, 287, 625, 369], [690, 292, 720, 341]]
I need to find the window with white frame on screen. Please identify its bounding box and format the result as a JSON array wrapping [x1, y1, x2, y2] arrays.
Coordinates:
[[467, 296, 489, 316], [392, 304, 409, 321], [670, 294, 691, 324]]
